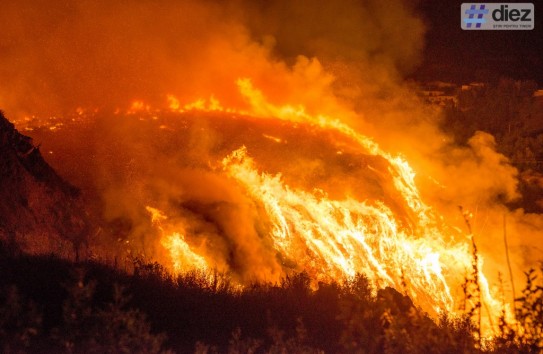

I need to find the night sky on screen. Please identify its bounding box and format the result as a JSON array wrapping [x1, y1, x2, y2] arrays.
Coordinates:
[[413, 0, 543, 84]]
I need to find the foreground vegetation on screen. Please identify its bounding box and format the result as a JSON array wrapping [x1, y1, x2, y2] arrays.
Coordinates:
[[1, 241, 542, 354]]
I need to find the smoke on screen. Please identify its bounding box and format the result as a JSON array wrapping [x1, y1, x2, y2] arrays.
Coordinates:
[[1, 0, 238, 114], [1, 0, 542, 292], [0, 0, 424, 116], [239, 0, 424, 73]]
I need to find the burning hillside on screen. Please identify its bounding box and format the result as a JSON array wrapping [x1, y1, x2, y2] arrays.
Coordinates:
[[4, 81, 526, 329], [1, 0, 542, 342]]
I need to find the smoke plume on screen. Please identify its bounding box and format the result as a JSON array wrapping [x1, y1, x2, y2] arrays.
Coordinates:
[[0, 0, 541, 303]]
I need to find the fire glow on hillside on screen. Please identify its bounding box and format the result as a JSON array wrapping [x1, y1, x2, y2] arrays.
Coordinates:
[[2, 0, 542, 339], [21, 80, 506, 328]]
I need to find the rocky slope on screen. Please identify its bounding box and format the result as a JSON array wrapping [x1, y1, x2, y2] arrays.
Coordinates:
[[0, 110, 89, 258]]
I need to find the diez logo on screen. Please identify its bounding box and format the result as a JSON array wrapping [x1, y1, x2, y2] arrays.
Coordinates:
[[461, 3, 534, 30]]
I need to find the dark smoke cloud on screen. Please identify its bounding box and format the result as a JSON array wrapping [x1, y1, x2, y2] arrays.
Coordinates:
[[238, 0, 424, 71]]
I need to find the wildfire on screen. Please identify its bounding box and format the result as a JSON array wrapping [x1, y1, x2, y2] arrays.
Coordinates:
[[222, 145, 462, 313], [19, 78, 508, 333], [3, 0, 535, 343], [162, 232, 208, 273], [167, 94, 228, 113], [132, 80, 503, 326], [146, 206, 209, 273]]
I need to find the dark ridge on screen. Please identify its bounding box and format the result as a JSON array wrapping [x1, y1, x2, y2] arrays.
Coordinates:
[[0, 110, 78, 197]]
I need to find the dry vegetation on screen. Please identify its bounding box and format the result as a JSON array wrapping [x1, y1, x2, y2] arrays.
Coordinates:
[[1, 240, 542, 354]]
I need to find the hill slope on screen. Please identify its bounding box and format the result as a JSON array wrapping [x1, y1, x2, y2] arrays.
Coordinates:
[[0, 111, 89, 258]]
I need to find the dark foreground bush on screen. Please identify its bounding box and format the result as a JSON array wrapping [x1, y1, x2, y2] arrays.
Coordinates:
[[1, 241, 543, 353]]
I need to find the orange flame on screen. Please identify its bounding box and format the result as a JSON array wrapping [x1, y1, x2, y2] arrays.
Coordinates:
[[132, 81, 506, 321], [146, 206, 208, 273], [222, 146, 461, 313], [22, 77, 508, 334]]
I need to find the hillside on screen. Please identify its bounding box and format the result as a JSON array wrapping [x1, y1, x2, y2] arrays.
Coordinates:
[[0, 111, 89, 259]]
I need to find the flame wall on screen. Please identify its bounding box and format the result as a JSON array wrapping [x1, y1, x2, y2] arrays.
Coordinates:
[[1, 0, 542, 330]]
